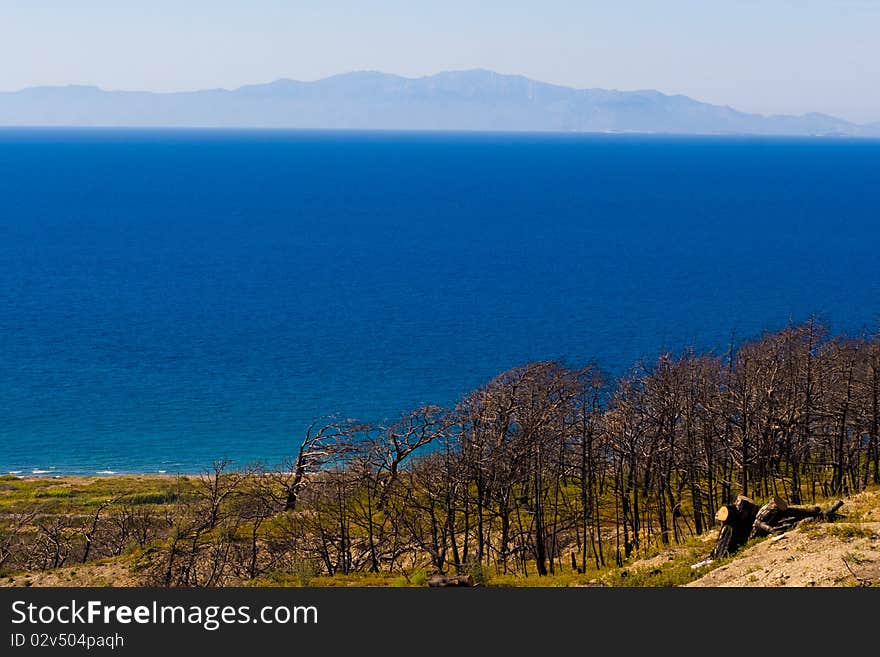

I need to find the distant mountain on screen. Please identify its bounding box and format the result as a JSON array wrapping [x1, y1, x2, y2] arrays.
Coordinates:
[[1, 69, 878, 136]]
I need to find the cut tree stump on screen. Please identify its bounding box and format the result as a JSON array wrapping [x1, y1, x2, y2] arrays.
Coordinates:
[[712, 495, 759, 558], [715, 504, 736, 524]]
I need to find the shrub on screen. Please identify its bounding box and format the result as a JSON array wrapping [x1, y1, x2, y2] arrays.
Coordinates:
[[122, 491, 179, 505], [463, 559, 492, 586], [410, 570, 428, 586]]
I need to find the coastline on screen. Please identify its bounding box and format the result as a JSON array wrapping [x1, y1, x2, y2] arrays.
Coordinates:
[[3, 472, 190, 482], [4, 470, 203, 480]]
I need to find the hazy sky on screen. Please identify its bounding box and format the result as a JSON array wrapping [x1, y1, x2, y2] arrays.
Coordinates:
[[2, 1, 879, 123]]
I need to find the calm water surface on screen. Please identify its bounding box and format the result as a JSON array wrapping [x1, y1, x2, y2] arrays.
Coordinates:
[[1, 130, 878, 473]]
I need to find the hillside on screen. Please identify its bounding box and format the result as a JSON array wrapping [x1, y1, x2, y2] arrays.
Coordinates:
[[688, 487, 880, 587], [2, 476, 877, 587], [2, 69, 878, 136]]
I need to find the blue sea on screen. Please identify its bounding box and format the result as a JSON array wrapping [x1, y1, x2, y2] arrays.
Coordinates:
[[1, 129, 878, 475]]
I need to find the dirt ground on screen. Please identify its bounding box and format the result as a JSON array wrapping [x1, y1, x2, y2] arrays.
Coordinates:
[[1, 559, 138, 588]]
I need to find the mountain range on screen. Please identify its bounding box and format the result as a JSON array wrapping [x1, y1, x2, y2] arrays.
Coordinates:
[[1, 69, 877, 136]]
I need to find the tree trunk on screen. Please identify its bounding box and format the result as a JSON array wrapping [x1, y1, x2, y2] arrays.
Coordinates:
[[711, 495, 759, 558]]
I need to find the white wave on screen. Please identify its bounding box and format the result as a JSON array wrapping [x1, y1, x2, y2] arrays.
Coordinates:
[[31, 469, 53, 474], [8, 470, 23, 475], [95, 470, 116, 475], [157, 470, 167, 474]]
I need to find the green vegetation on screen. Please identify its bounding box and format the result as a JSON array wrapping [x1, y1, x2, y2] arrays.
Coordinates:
[[0, 475, 194, 514], [828, 525, 874, 541]]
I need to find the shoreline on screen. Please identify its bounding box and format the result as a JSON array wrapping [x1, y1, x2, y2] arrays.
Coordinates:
[[2, 471, 200, 481], [2, 470, 295, 481]]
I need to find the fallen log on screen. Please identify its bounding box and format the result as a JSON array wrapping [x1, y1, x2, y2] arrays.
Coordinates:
[[775, 500, 844, 523], [751, 498, 846, 538], [783, 504, 822, 520], [428, 574, 474, 587], [750, 496, 790, 538], [822, 500, 845, 520], [752, 520, 779, 536]]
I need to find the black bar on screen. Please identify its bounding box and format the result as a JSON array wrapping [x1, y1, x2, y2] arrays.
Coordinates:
[[0, 587, 872, 654]]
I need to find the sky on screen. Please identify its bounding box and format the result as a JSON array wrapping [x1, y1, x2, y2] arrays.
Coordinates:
[[1, 1, 879, 123]]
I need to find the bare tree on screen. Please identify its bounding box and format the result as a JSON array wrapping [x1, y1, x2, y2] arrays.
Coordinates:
[[281, 419, 351, 511]]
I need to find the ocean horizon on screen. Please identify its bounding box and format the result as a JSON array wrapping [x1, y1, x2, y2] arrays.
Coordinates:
[[1, 129, 878, 475]]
